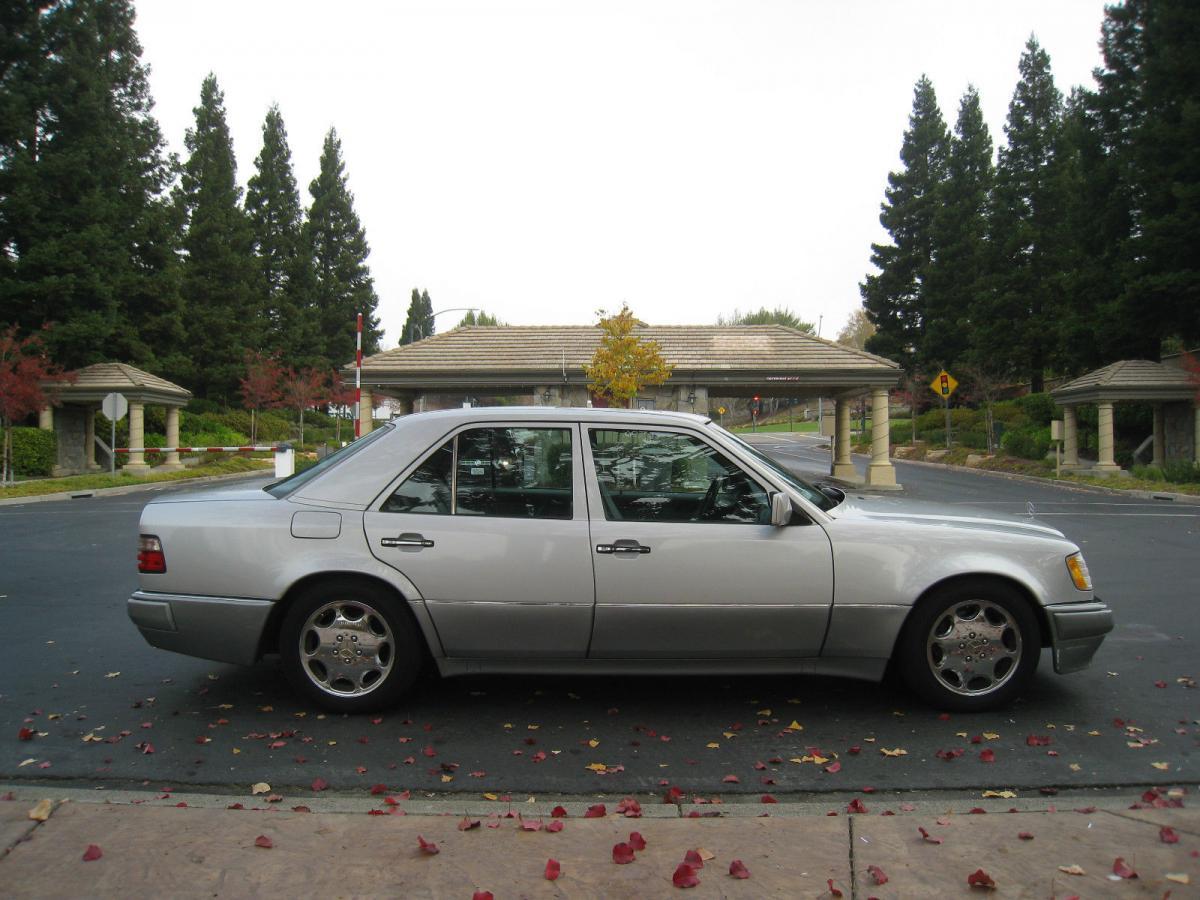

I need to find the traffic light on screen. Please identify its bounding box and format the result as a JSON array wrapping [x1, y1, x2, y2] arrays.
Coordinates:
[[751, 395, 761, 417], [939, 373, 950, 396]]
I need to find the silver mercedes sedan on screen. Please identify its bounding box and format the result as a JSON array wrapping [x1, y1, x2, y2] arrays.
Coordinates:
[[129, 407, 1112, 713]]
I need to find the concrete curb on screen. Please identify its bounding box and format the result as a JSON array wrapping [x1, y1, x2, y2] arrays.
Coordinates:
[[0, 470, 272, 508]]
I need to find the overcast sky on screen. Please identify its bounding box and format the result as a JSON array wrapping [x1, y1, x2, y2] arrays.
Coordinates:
[[135, 0, 1110, 347]]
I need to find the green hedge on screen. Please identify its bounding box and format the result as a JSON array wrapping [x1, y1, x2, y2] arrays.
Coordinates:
[[9, 427, 57, 475], [1001, 426, 1051, 460]]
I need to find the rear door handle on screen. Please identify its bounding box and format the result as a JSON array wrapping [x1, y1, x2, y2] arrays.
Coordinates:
[[596, 540, 650, 555], [380, 533, 435, 548]]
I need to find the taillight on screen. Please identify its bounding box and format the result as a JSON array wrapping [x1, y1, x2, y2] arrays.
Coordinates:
[[138, 534, 166, 574]]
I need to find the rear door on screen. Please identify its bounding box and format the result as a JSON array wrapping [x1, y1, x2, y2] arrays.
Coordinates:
[[584, 425, 834, 658], [364, 422, 595, 658]]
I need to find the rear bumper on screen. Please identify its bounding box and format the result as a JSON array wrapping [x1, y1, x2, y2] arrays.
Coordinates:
[[128, 590, 274, 666], [1045, 598, 1114, 674]]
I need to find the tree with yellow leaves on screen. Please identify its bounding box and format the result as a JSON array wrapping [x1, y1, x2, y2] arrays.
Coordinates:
[[584, 305, 673, 407]]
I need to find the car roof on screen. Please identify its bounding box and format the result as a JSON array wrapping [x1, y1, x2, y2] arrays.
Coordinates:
[[394, 406, 713, 427]]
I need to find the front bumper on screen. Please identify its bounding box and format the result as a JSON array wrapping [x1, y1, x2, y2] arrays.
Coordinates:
[[1045, 598, 1114, 674], [128, 590, 274, 666]]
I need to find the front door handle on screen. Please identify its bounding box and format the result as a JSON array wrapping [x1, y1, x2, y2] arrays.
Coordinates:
[[380, 533, 435, 549], [596, 540, 650, 555]]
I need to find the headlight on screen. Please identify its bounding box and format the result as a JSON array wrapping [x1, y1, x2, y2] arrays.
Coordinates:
[[1066, 552, 1092, 592]]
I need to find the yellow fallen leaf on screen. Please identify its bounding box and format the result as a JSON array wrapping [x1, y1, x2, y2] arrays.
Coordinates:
[[207, 673, 219, 680], [483, 792, 498, 801], [441, 774, 453, 783], [1058, 864, 1085, 876], [327, 740, 336, 746], [18, 758, 36, 767], [586, 763, 608, 772], [983, 732, 1000, 740], [588, 739, 600, 748], [864, 737, 876, 742], [756, 709, 771, 716], [789, 757, 805, 764], [880, 747, 907, 757], [1069, 763, 1081, 772], [232, 748, 241, 755], [696, 848, 715, 861], [722, 732, 735, 739], [1165, 873, 1190, 885], [706, 742, 720, 749], [811, 755, 829, 765], [217, 704, 233, 710], [955, 731, 969, 738], [527, 724, 539, 730], [293, 712, 306, 718], [982, 790, 1015, 799], [251, 782, 271, 795], [28, 799, 53, 821], [1151, 761, 1170, 770], [503, 723, 513, 729], [47, 714, 61, 720], [786, 720, 803, 731], [1045, 723, 1056, 729], [81, 733, 102, 743], [1087, 730, 1100, 736], [892, 710, 906, 717], [105, 672, 120, 678], [258, 705, 273, 712]]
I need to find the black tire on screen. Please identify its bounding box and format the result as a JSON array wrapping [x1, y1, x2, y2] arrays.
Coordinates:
[[897, 579, 1041, 712], [279, 580, 424, 714]]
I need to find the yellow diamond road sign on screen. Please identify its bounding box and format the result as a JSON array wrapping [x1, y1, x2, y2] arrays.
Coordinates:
[[930, 370, 958, 398], [717, 406, 726, 415]]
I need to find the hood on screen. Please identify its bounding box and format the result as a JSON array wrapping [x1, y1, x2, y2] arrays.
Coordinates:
[[146, 486, 277, 505], [827, 493, 1066, 540]]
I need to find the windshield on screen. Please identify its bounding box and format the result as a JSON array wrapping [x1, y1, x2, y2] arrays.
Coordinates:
[[264, 423, 394, 498], [712, 425, 837, 512]]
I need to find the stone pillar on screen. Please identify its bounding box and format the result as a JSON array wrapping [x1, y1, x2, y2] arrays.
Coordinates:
[[161, 407, 183, 470], [358, 389, 373, 435], [866, 388, 898, 488], [125, 402, 150, 474], [1062, 405, 1079, 468], [1094, 400, 1120, 474], [692, 385, 709, 416], [391, 395, 413, 417], [1152, 403, 1165, 468], [85, 408, 99, 470], [832, 398, 857, 481], [39, 406, 53, 430]]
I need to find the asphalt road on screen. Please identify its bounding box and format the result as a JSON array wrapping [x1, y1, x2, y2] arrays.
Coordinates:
[[2, 445, 1196, 803]]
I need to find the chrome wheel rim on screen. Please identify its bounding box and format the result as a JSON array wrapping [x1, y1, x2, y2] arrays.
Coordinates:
[[298, 601, 394, 697], [925, 599, 1022, 697]]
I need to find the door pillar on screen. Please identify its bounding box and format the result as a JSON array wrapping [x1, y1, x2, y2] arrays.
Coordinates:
[[161, 407, 183, 470], [1152, 403, 1165, 468], [831, 398, 856, 481], [85, 408, 99, 470], [1093, 401, 1120, 474], [38, 406, 53, 430], [1062, 405, 1079, 468], [866, 388, 898, 488], [124, 402, 150, 474], [358, 389, 374, 434]]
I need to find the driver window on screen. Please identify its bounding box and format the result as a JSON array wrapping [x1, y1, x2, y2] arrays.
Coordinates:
[[588, 429, 769, 524]]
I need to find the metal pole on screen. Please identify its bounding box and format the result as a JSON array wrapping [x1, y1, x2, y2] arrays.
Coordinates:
[[110, 417, 116, 475], [944, 395, 951, 449], [354, 313, 363, 438]]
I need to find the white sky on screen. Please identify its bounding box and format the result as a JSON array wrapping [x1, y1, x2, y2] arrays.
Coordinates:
[[134, 0, 1110, 348]]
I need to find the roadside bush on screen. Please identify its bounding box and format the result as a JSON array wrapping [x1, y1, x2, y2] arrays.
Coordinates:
[[1131, 465, 1166, 482], [956, 429, 990, 450], [1001, 426, 1051, 460], [10, 427, 56, 475], [1162, 460, 1200, 484], [1014, 393, 1056, 426]]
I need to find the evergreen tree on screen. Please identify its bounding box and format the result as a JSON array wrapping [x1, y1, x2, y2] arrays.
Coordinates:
[[457, 309, 505, 326], [716, 307, 814, 332], [176, 74, 257, 399], [306, 128, 381, 364], [978, 37, 1065, 392], [927, 86, 993, 373], [400, 288, 435, 343], [0, 0, 183, 373], [860, 76, 950, 372], [246, 105, 318, 364]]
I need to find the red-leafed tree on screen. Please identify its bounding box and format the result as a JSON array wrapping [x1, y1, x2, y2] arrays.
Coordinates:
[[325, 374, 358, 443], [239, 351, 284, 444], [0, 326, 74, 485], [1182, 351, 1200, 404], [278, 366, 330, 447]]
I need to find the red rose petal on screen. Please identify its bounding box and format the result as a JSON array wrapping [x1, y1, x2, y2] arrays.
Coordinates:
[[82, 844, 103, 861], [1160, 826, 1179, 844], [628, 831, 647, 851], [824, 760, 842, 774], [254, 835, 273, 849], [417, 835, 439, 855], [1025, 735, 1052, 746], [918, 826, 943, 845], [612, 842, 635, 864], [1017, 831, 1034, 840], [867, 864, 888, 885], [18, 728, 34, 741], [673, 863, 700, 888], [458, 817, 480, 831], [827, 878, 843, 897], [472, 893, 494, 900], [683, 849, 705, 869], [519, 819, 543, 832], [729, 859, 750, 879], [546, 819, 564, 833], [584, 803, 606, 818], [761, 794, 778, 804], [311, 778, 328, 792], [664, 785, 684, 803], [847, 799, 867, 814], [550, 805, 568, 817], [966, 868, 995, 889], [721, 774, 739, 783], [1112, 857, 1137, 879], [979, 748, 995, 763], [545, 858, 560, 881]]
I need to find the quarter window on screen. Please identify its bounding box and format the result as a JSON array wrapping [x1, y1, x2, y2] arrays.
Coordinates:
[[381, 440, 453, 514], [589, 429, 769, 524]]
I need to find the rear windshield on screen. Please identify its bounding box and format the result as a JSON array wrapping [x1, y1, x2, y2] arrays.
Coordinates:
[[264, 424, 393, 498]]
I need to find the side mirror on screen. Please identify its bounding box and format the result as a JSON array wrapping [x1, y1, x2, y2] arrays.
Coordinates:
[[769, 491, 793, 527]]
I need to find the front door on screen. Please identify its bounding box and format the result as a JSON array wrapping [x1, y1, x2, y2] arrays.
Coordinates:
[[584, 426, 834, 658], [364, 423, 594, 658]]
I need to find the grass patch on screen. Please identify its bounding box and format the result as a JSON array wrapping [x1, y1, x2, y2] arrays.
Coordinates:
[[1060, 472, 1200, 496], [732, 421, 822, 433], [0, 456, 271, 499]]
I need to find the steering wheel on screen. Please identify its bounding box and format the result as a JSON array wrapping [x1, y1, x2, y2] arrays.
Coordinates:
[[695, 477, 722, 521]]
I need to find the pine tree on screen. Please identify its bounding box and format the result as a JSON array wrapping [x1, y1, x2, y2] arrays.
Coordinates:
[[979, 37, 1065, 392], [457, 309, 505, 326], [0, 0, 183, 373], [246, 105, 318, 364], [176, 74, 258, 400], [860, 76, 950, 372], [927, 86, 993, 373], [717, 307, 814, 332], [400, 288, 435, 343], [306, 128, 381, 365]]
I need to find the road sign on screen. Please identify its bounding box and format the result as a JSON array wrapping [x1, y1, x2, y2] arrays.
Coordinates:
[[929, 370, 958, 398], [717, 406, 726, 415], [102, 392, 128, 420]]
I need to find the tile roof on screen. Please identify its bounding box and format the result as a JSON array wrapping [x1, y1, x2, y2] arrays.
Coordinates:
[[1052, 359, 1197, 403], [357, 325, 899, 374], [47, 362, 191, 401]]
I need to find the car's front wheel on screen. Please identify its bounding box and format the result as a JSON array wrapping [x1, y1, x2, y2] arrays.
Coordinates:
[[280, 581, 424, 713], [898, 580, 1040, 711]]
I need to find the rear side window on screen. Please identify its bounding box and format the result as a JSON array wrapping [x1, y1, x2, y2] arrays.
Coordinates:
[[381, 427, 573, 519]]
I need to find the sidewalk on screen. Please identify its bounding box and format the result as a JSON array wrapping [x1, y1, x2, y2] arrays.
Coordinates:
[[2, 786, 1195, 897]]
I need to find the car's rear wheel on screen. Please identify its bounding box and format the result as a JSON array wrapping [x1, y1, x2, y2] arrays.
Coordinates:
[[898, 580, 1040, 712], [280, 581, 423, 713]]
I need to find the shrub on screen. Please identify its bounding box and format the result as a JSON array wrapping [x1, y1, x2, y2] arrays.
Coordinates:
[[1131, 465, 1165, 482], [1014, 393, 1056, 426], [1001, 426, 1051, 460], [10, 427, 56, 475], [956, 429, 990, 450], [1162, 460, 1200, 484]]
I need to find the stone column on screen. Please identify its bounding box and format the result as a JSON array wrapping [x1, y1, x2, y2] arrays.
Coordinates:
[[866, 388, 898, 488], [1094, 400, 1120, 474], [125, 402, 150, 474], [692, 385, 709, 416], [832, 398, 857, 481], [358, 389, 373, 435], [161, 407, 183, 470], [1062, 405, 1079, 468], [1152, 403, 1165, 468], [85, 408, 99, 470], [38, 406, 53, 430]]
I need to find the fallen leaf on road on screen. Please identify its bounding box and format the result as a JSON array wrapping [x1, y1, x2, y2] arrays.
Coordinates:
[[673, 863, 700, 888], [545, 858, 561, 880], [1058, 864, 1085, 876], [1160, 826, 1179, 844], [982, 790, 1015, 799], [584, 804, 606, 818], [867, 864, 888, 885], [417, 835, 439, 855], [251, 783, 270, 795], [1165, 873, 1190, 885], [105, 672, 120, 679], [82, 844, 102, 861], [729, 859, 750, 879], [1112, 857, 1137, 879], [254, 835, 273, 849], [880, 747, 907, 757], [28, 799, 53, 821], [918, 826, 943, 845], [612, 842, 635, 864], [966, 868, 996, 889]]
